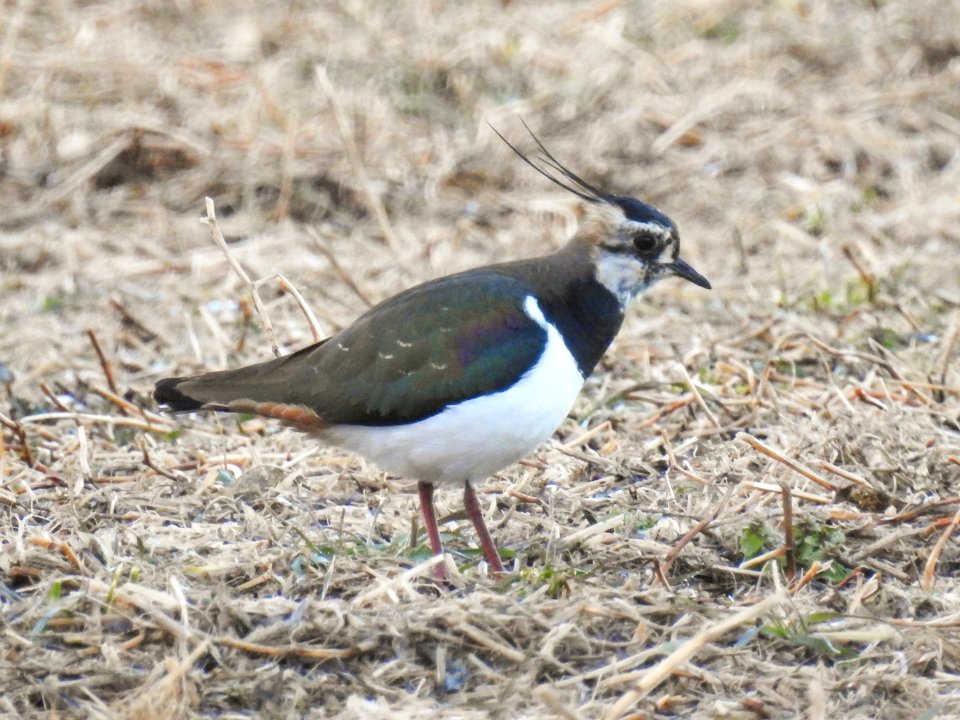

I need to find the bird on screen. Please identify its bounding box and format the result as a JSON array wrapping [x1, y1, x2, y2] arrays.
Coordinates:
[[153, 124, 711, 577]]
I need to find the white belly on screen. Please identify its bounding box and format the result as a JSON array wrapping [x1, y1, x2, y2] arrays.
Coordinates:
[[320, 296, 585, 486]]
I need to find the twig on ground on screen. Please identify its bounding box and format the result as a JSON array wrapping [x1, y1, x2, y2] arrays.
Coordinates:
[[19, 412, 171, 433], [840, 243, 876, 302], [138, 437, 187, 483], [661, 483, 736, 576], [90, 384, 167, 426], [921, 506, 960, 591], [818, 461, 873, 489], [791, 560, 824, 594], [110, 298, 162, 344], [559, 421, 611, 451], [603, 594, 786, 719], [635, 397, 694, 430], [203, 197, 280, 357], [86, 328, 119, 397], [659, 427, 711, 485], [38, 382, 71, 412], [878, 498, 960, 526], [451, 618, 526, 664], [738, 481, 831, 504], [781, 482, 796, 581], [675, 362, 721, 429], [937, 311, 960, 402], [533, 686, 585, 720], [740, 546, 788, 569], [736, 433, 836, 491], [352, 554, 446, 606], [28, 536, 84, 572], [558, 514, 625, 550], [0, 412, 34, 467], [255, 273, 326, 341], [217, 636, 355, 660]]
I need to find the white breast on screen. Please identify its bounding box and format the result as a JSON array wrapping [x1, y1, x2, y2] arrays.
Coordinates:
[[320, 296, 586, 487]]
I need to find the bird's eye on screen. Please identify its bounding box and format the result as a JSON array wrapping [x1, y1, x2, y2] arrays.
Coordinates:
[[633, 235, 657, 254]]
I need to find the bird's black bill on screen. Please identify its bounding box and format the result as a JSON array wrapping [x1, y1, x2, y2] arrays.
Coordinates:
[[669, 258, 711, 289]]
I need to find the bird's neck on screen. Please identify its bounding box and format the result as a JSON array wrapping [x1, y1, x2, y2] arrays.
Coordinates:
[[523, 237, 625, 378]]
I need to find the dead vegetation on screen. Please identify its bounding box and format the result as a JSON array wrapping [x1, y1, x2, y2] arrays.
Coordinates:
[[1, 1, 959, 718]]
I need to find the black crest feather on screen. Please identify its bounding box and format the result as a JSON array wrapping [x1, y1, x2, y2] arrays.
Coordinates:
[[491, 120, 679, 230], [488, 119, 612, 205]]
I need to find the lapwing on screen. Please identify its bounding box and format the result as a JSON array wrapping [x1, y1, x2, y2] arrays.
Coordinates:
[[154, 125, 711, 576]]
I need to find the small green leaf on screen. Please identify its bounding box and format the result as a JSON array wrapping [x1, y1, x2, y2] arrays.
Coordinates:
[[702, 21, 739, 44], [41, 296, 64, 312], [873, 327, 901, 349], [634, 515, 659, 532], [824, 563, 851, 584], [163, 428, 185, 441], [804, 611, 842, 625], [760, 622, 789, 640], [813, 289, 833, 310], [741, 523, 770, 558], [788, 633, 846, 658]]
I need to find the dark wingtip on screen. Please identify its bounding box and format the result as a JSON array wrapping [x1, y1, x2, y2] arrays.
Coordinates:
[[154, 377, 204, 412]]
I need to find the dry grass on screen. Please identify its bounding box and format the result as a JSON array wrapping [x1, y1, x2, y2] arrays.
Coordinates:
[[2, 1, 960, 718]]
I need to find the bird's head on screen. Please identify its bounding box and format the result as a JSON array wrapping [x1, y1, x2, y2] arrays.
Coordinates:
[[491, 122, 711, 307], [580, 195, 711, 307]]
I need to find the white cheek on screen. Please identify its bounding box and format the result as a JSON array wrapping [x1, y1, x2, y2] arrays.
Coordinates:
[[595, 253, 651, 307]]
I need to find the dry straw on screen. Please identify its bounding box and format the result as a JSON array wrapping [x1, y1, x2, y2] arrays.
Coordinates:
[[1, 1, 959, 718]]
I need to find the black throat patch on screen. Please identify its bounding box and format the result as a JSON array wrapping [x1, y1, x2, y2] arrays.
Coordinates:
[[537, 278, 624, 378]]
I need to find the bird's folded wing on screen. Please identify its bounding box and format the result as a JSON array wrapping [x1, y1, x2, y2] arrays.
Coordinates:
[[158, 269, 548, 427]]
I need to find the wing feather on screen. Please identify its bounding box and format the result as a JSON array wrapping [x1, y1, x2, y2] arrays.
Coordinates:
[[156, 269, 547, 427]]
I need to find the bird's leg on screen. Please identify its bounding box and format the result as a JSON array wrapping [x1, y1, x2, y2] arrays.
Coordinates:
[[463, 480, 505, 575], [417, 481, 447, 579]]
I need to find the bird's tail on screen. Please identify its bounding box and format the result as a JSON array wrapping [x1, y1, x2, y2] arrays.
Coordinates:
[[153, 342, 330, 431], [154, 354, 291, 412], [153, 375, 208, 412]]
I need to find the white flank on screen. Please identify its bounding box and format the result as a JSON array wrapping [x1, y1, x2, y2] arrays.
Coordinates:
[[321, 296, 585, 487]]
